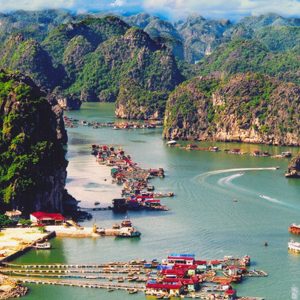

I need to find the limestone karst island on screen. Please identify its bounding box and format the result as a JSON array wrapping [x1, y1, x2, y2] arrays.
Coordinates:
[[0, 1, 299, 300]]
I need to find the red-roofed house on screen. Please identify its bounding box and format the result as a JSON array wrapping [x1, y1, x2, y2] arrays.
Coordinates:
[[30, 212, 65, 225]]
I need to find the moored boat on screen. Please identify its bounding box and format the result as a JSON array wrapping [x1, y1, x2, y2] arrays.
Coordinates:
[[289, 224, 300, 235], [33, 242, 51, 249], [116, 227, 141, 238], [288, 240, 300, 253]]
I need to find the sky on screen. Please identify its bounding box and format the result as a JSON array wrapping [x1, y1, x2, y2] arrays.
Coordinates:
[[0, 0, 300, 20]]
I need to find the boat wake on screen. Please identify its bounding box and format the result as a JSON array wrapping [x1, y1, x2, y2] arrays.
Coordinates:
[[194, 167, 299, 211], [195, 167, 278, 183], [258, 194, 285, 206], [218, 173, 244, 187]]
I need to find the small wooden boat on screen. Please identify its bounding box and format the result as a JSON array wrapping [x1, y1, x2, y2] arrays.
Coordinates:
[[33, 242, 51, 249]]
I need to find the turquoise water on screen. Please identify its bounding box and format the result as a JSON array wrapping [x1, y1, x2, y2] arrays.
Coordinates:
[[15, 103, 300, 300]]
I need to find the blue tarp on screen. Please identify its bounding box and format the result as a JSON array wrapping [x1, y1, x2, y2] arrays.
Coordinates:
[[169, 253, 195, 258], [157, 265, 173, 270]]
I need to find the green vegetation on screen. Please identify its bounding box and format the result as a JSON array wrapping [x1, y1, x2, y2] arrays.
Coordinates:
[[19, 218, 32, 227], [117, 79, 169, 119], [0, 71, 66, 212], [198, 39, 300, 85], [164, 73, 300, 145], [0, 214, 15, 228]]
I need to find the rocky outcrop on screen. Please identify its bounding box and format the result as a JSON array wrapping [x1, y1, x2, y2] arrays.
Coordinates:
[[286, 155, 300, 178], [48, 89, 81, 111], [164, 73, 300, 146], [0, 70, 68, 214], [0, 275, 28, 299], [115, 79, 168, 120]]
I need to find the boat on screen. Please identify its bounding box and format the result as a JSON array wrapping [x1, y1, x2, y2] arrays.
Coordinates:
[[128, 288, 138, 294], [166, 140, 177, 146], [121, 218, 132, 228], [143, 199, 169, 211], [116, 227, 141, 238], [112, 198, 127, 213], [288, 240, 300, 253], [289, 224, 300, 235], [285, 170, 300, 178], [33, 242, 51, 249], [147, 185, 155, 191]]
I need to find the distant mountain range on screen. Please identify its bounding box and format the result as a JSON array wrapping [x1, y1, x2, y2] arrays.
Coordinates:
[[0, 9, 299, 144]]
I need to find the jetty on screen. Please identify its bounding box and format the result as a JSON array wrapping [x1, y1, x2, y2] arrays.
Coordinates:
[[44, 218, 141, 238], [0, 254, 267, 299]]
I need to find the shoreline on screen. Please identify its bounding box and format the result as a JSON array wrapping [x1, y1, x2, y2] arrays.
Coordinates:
[[0, 228, 55, 264]]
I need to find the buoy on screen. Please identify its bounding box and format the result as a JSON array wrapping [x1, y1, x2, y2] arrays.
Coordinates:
[[264, 242, 268, 247]]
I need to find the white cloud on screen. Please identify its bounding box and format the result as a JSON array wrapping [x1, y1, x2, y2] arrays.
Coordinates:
[[142, 0, 300, 19], [111, 0, 126, 7], [0, 0, 138, 12], [0, 0, 75, 11], [0, 0, 299, 19]]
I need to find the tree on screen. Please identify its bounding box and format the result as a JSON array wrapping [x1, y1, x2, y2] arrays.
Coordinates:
[[0, 214, 15, 228]]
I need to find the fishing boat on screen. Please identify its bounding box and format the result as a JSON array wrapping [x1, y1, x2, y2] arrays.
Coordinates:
[[288, 240, 300, 253], [33, 242, 51, 249], [289, 224, 300, 235], [143, 199, 169, 211]]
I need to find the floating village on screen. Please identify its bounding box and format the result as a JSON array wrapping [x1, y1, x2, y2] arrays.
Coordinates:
[[0, 121, 299, 299], [1, 253, 268, 299]]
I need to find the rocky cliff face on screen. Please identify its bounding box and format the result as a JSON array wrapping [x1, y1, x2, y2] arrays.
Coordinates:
[[286, 155, 300, 178], [164, 73, 300, 146], [0, 70, 68, 214]]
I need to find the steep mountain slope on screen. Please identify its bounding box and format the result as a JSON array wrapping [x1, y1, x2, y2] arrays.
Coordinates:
[[124, 13, 184, 60], [227, 14, 300, 52], [0, 34, 61, 89], [0, 9, 77, 42], [0, 70, 68, 213], [0, 15, 183, 114], [197, 39, 300, 84], [174, 15, 232, 63], [43, 16, 183, 113], [125, 13, 232, 63], [164, 73, 300, 146]]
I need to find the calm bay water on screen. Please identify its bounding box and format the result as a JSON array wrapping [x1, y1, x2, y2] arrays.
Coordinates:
[[15, 103, 300, 300]]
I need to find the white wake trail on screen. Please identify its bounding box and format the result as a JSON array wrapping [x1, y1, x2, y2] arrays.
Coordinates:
[[218, 173, 244, 186], [194, 167, 278, 183]]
